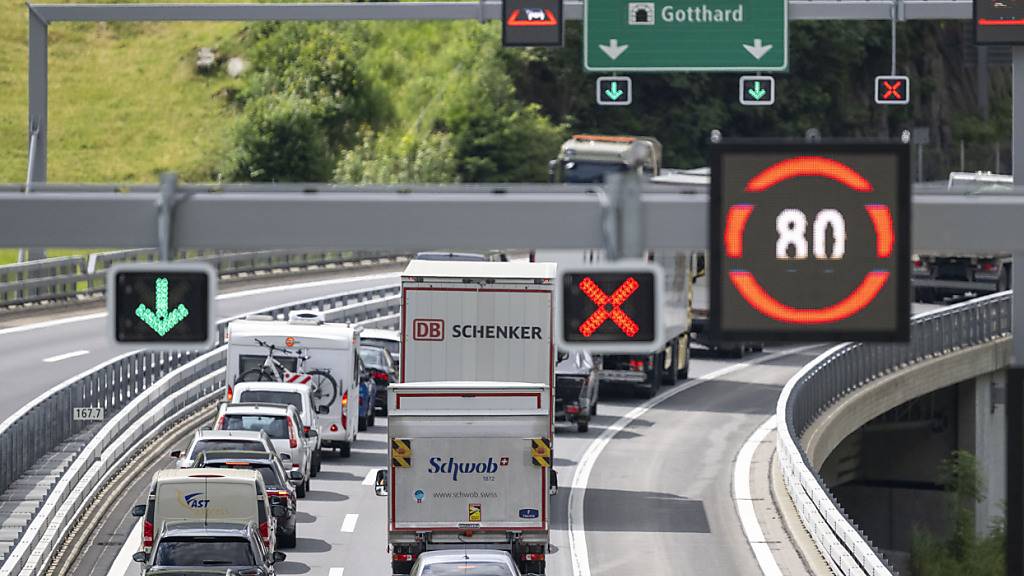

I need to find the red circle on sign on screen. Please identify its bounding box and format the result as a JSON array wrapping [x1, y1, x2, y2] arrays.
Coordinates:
[[725, 156, 893, 325]]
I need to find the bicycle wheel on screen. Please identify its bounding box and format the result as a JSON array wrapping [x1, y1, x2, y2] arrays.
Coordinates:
[[237, 367, 275, 383], [307, 370, 338, 409]]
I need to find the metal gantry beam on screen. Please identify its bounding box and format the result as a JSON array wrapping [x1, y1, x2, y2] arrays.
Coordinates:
[[1, 182, 1024, 254]]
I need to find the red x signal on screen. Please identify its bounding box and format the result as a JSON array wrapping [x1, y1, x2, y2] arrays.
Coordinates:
[[882, 80, 902, 99], [577, 276, 640, 337]]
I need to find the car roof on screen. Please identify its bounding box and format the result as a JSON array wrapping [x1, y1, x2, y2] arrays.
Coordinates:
[[233, 382, 311, 396], [221, 402, 294, 415], [193, 430, 268, 441], [413, 251, 488, 261], [403, 260, 555, 280], [416, 549, 516, 565], [153, 468, 262, 482], [142, 568, 238, 575], [160, 521, 254, 538], [199, 450, 276, 464], [360, 329, 400, 341]]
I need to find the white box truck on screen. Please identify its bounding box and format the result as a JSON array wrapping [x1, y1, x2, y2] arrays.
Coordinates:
[[376, 382, 552, 575], [225, 311, 361, 457]]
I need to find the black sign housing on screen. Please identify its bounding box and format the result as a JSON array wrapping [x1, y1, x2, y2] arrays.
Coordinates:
[[976, 0, 1024, 44], [110, 267, 214, 346], [502, 0, 563, 47], [710, 141, 911, 342], [559, 270, 657, 346]]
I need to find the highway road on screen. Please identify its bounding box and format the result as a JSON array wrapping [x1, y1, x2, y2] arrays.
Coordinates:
[[0, 267, 404, 424], [89, 345, 823, 576]]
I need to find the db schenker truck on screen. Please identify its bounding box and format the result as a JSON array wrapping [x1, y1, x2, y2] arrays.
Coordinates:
[[375, 260, 555, 574]]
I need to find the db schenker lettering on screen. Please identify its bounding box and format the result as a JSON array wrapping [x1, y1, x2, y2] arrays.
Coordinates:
[[428, 457, 499, 481], [451, 325, 543, 340]]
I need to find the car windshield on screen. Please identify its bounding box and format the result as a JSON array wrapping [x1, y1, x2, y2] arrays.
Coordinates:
[[359, 347, 390, 369], [238, 390, 303, 411], [362, 338, 399, 357], [421, 562, 515, 576], [222, 414, 288, 440], [153, 537, 255, 567], [190, 440, 265, 458], [204, 462, 283, 490], [561, 160, 629, 183], [238, 354, 298, 375]]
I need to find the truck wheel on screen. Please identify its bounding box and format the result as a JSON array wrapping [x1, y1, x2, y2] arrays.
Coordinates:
[[577, 419, 589, 433], [662, 340, 678, 386], [280, 528, 297, 548], [677, 338, 690, 380], [338, 441, 352, 458], [636, 354, 663, 398], [998, 264, 1012, 292], [524, 560, 545, 574], [392, 561, 415, 575], [358, 415, 368, 431]]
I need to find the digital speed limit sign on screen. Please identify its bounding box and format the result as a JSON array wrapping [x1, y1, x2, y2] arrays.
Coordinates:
[[709, 142, 910, 342]]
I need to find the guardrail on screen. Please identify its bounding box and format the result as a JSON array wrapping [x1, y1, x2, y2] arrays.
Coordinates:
[[776, 291, 1012, 576], [0, 249, 406, 308], [0, 283, 401, 574]]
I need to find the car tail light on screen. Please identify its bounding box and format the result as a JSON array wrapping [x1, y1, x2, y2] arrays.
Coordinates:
[[392, 553, 415, 562], [303, 426, 310, 435], [287, 416, 298, 449], [330, 424, 338, 432], [216, 415, 225, 429], [226, 386, 233, 401], [269, 489, 290, 500], [341, 391, 349, 430], [522, 553, 545, 561], [371, 370, 388, 381], [143, 520, 153, 549], [566, 405, 580, 414], [628, 359, 645, 371], [259, 521, 270, 546]]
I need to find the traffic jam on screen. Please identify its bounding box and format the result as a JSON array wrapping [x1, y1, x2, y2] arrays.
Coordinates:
[[125, 255, 671, 576]]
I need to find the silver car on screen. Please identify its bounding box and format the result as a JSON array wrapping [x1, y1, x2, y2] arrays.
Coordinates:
[[214, 402, 314, 498], [410, 550, 525, 576], [172, 429, 275, 468]]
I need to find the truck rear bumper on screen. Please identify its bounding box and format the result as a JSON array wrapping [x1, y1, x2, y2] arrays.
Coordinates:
[[912, 278, 998, 291], [598, 369, 646, 384]]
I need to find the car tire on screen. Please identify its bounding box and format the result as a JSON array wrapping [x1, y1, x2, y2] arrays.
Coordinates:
[[297, 480, 307, 498], [305, 478, 311, 495], [577, 419, 589, 433], [338, 441, 352, 458], [358, 415, 368, 432], [368, 412, 376, 428], [280, 529, 297, 548], [590, 401, 597, 416], [312, 451, 321, 477], [392, 561, 414, 575]]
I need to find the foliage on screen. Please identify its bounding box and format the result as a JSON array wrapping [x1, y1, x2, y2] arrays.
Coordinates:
[[910, 450, 1005, 576], [222, 93, 334, 182], [335, 128, 459, 184]]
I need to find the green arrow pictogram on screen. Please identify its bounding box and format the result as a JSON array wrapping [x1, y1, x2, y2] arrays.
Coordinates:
[[604, 81, 624, 101], [746, 81, 767, 101], [135, 277, 189, 336]]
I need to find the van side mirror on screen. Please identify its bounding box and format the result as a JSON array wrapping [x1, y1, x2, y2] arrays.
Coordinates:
[[169, 450, 181, 459], [131, 504, 146, 517], [280, 453, 292, 461], [557, 351, 569, 363], [289, 470, 304, 482], [271, 504, 287, 519], [317, 406, 329, 415], [306, 429, 318, 438], [374, 469, 388, 497], [132, 551, 147, 563]]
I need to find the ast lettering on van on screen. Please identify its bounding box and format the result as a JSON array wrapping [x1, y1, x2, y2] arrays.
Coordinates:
[[451, 325, 544, 340], [181, 491, 210, 509], [412, 319, 445, 341]]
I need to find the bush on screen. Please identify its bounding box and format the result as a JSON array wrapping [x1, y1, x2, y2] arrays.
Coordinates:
[[335, 129, 459, 184], [222, 93, 334, 182]]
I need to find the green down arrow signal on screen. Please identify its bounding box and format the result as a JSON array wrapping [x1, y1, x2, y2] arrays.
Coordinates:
[[747, 81, 767, 101], [604, 81, 624, 101], [135, 277, 189, 336]]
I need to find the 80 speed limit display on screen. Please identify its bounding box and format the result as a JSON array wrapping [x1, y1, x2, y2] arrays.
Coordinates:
[[709, 142, 910, 342]]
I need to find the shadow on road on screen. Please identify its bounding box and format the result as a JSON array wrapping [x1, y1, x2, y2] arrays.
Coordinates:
[[551, 488, 710, 534], [294, 510, 317, 524], [315, 469, 365, 482], [276, 560, 312, 575], [304, 489, 349, 502]]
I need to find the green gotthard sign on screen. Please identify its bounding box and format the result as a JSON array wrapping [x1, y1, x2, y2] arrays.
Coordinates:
[[584, 0, 787, 72]]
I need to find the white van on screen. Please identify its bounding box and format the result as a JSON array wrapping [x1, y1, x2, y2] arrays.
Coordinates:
[[226, 312, 360, 457], [131, 468, 284, 558]]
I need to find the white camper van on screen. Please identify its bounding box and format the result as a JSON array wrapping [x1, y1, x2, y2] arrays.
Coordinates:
[[226, 311, 360, 457]]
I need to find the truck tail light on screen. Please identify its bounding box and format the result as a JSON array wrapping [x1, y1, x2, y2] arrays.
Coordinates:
[[341, 391, 349, 430], [226, 385, 233, 401], [143, 520, 153, 550], [522, 553, 545, 561], [392, 553, 415, 562], [287, 416, 298, 449], [981, 261, 998, 272], [628, 359, 645, 371], [565, 405, 579, 414], [259, 521, 270, 546], [303, 426, 310, 435]]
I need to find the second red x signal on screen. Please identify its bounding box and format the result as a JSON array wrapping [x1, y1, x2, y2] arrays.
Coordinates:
[[875, 75, 910, 106]]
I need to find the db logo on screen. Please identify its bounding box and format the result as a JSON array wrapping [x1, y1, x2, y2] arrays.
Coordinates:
[[412, 319, 444, 341]]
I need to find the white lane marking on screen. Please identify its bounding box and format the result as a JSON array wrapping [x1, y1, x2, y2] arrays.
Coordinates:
[[329, 569, 345, 576], [734, 417, 784, 576], [0, 312, 106, 336], [106, 518, 141, 576], [42, 349, 90, 363], [340, 513, 359, 533], [363, 468, 382, 485], [0, 271, 401, 336], [568, 345, 821, 576]]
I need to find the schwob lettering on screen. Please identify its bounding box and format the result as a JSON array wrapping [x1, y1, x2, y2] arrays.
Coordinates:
[[428, 457, 500, 481]]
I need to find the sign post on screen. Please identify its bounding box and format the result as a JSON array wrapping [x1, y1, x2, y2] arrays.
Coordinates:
[[709, 141, 911, 342], [585, 0, 787, 71], [107, 262, 217, 349]]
